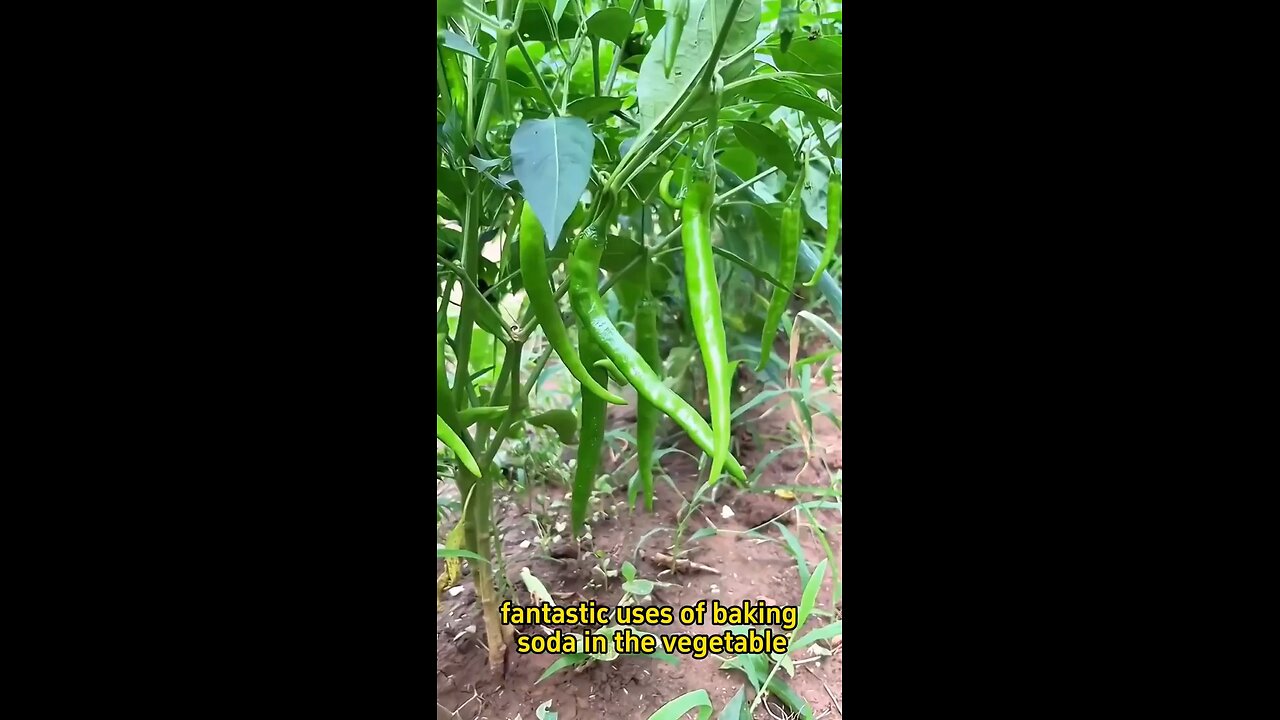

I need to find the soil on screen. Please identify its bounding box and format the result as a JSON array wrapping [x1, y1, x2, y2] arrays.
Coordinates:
[[437, 338, 843, 720]]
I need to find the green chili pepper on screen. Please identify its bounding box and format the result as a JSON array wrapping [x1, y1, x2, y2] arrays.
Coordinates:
[[520, 204, 626, 405], [593, 358, 629, 386], [682, 180, 732, 485], [757, 189, 802, 371], [437, 334, 463, 432], [805, 176, 840, 287], [664, 0, 689, 78], [438, 414, 481, 477], [569, 231, 749, 484], [659, 170, 682, 210], [572, 339, 608, 533], [458, 405, 509, 428], [635, 296, 660, 511]]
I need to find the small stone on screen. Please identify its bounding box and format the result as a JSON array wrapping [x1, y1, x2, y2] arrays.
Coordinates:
[[721, 505, 734, 519]]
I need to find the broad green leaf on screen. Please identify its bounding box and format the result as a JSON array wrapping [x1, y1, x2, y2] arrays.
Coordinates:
[[553, 0, 571, 23], [587, 7, 634, 48], [645, 689, 713, 720], [772, 35, 842, 95], [620, 560, 636, 582], [733, 121, 794, 174], [567, 96, 625, 120], [746, 85, 841, 123], [440, 29, 486, 60], [527, 409, 579, 444], [622, 579, 654, 595], [511, 117, 595, 248], [436, 547, 489, 563], [792, 620, 841, 651], [718, 146, 757, 183], [718, 685, 748, 720], [636, 0, 761, 132], [599, 234, 644, 272], [796, 558, 827, 632]]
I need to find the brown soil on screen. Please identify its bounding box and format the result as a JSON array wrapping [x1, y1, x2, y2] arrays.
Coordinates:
[[437, 340, 843, 720]]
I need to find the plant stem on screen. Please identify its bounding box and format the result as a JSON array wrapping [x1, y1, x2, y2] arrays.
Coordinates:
[[453, 189, 481, 410], [515, 36, 559, 115]]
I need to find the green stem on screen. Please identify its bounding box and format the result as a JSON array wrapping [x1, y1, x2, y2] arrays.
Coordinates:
[[699, 0, 747, 88], [603, 0, 644, 94], [453, 189, 482, 409], [515, 36, 559, 115]]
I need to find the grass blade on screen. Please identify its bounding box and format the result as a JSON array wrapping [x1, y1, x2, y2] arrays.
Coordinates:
[[792, 620, 841, 651], [717, 685, 749, 720], [645, 689, 713, 720], [796, 558, 828, 633], [772, 521, 811, 588]]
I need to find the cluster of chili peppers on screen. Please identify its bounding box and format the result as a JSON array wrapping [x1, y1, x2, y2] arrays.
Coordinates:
[[503, 159, 840, 531]]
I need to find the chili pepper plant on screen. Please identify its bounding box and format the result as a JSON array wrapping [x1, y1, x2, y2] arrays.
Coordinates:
[[437, 0, 842, 677]]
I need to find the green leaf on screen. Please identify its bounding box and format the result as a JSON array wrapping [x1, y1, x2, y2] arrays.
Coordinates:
[[765, 676, 814, 719], [620, 560, 636, 582], [521, 567, 556, 606], [713, 246, 785, 291], [718, 146, 756, 183], [717, 685, 749, 720], [689, 527, 718, 542], [599, 234, 644, 272], [527, 409, 579, 444], [773, 521, 811, 588], [794, 310, 842, 351], [797, 240, 841, 322], [622, 579, 654, 595], [645, 689, 713, 720], [636, 0, 762, 132], [796, 558, 828, 632], [567, 96, 625, 120], [800, 158, 830, 228], [587, 7, 634, 48], [745, 85, 841, 122], [436, 547, 489, 563], [511, 117, 595, 248], [553, 0, 571, 23], [441, 29, 486, 61], [721, 652, 769, 690], [537, 655, 586, 683], [792, 620, 841, 651], [732, 121, 794, 175], [772, 35, 842, 95]]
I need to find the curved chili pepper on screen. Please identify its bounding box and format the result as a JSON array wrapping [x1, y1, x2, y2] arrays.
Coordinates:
[[757, 191, 802, 371], [520, 204, 626, 405], [682, 180, 732, 485], [569, 230, 749, 483], [659, 170, 682, 210], [635, 296, 660, 510], [438, 414, 481, 477], [805, 176, 840, 287], [572, 339, 608, 533]]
